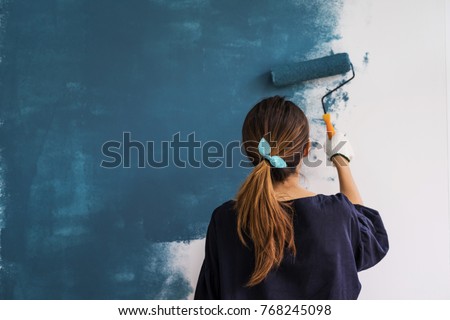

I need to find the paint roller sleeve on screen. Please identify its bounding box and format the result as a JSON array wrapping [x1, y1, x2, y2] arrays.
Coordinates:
[[271, 53, 352, 87]]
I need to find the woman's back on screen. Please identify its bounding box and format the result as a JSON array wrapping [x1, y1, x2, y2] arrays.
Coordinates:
[[194, 193, 388, 299], [194, 96, 389, 299]]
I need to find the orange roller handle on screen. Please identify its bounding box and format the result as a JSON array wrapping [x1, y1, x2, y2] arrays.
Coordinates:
[[323, 113, 335, 139]]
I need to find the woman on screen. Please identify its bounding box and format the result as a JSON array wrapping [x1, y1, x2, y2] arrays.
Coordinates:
[[194, 96, 389, 299]]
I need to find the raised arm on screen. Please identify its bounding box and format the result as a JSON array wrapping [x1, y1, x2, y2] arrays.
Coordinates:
[[332, 155, 363, 205], [326, 132, 363, 205]]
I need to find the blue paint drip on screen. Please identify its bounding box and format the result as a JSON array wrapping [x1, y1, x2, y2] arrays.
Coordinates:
[[342, 91, 349, 102], [363, 52, 370, 65]]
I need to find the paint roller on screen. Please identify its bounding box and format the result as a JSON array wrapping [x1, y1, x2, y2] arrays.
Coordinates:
[[270, 53, 355, 139]]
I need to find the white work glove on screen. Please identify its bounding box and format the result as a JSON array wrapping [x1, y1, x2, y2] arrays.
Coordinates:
[[325, 132, 354, 163]]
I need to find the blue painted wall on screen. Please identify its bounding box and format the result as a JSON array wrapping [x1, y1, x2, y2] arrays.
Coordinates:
[[0, 0, 342, 299]]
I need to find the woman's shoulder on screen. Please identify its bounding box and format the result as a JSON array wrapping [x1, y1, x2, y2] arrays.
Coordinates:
[[208, 199, 237, 222], [210, 193, 351, 215], [209, 193, 374, 220], [213, 199, 236, 214], [292, 193, 366, 220], [292, 192, 353, 208], [310, 193, 381, 222], [203, 200, 238, 236], [212, 199, 236, 211]]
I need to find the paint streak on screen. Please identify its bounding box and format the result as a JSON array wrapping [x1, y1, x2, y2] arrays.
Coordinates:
[[0, 0, 8, 288], [0, 151, 5, 275], [363, 52, 370, 65], [0, 0, 344, 299]]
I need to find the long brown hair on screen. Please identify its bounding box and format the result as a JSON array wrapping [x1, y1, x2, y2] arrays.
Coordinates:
[[234, 96, 310, 287]]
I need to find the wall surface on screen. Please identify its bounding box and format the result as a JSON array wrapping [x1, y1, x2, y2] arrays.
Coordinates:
[[329, 0, 450, 299], [0, 0, 449, 299]]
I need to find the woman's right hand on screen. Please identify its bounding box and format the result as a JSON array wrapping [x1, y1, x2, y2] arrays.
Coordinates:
[[325, 132, 354, 164], [325, 132, 362, 205]]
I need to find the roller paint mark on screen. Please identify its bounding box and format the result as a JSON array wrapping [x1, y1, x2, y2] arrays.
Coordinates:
[[0, 0, 345, 299]]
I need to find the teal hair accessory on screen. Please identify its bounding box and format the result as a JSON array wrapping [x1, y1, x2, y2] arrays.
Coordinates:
[[258, 137, 287, 168]]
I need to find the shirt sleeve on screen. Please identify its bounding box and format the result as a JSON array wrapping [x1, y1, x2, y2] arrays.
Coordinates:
[[194, 211, 220, 299], [343, 196, 389, 272]]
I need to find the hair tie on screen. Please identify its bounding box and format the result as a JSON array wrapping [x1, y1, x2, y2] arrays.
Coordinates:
[[258, 137, 287, 168]]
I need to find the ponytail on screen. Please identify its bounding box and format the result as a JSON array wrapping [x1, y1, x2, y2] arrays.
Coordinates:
[[234, 160, 296, 287], [235, 95, 309, 286]]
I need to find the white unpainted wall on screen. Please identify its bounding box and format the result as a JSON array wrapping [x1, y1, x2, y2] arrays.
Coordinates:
[[329, 0, 450, 299]]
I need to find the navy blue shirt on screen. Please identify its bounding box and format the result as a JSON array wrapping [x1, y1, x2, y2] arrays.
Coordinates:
[[194, 193, 389, 299]]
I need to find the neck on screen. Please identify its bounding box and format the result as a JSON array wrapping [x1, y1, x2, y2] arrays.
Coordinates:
[[273, 173, 301, 190], [272, 172, 315, 200]]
